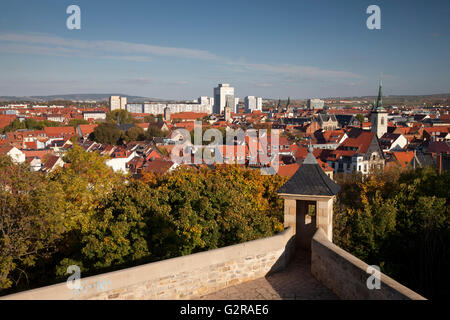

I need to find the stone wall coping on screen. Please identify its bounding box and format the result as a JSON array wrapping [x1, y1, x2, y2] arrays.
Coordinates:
[[1, 227, 294, 300], [278, 194, 334, 201], [312, 228, 426, 300]]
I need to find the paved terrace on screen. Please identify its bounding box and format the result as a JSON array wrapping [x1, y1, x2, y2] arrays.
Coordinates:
[[197, 250, 338, 300]]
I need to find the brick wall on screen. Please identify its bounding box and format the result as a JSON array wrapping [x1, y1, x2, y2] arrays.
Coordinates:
[[1, 228, 294, 300], [311, 228, 426, 300]]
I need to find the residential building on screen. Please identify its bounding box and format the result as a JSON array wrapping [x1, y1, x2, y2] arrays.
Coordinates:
[[120, 97, 127, 110], [321, 129, 385, 175], [307, 98, 324, 110], [109, 96, 121, 111], [244, 96, 263, 113], [83, 111, 106, 121], [379, 133, 408, 151], [0, 145, 25, 164], [127, 103, 212, 115]]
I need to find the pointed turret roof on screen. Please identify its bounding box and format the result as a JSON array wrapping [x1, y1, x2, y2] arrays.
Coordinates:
[[373, 74, 385, 112], [277, 143, 340, 196]]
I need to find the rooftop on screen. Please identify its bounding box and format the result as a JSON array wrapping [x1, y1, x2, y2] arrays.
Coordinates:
[[277, 147, 340, 196]]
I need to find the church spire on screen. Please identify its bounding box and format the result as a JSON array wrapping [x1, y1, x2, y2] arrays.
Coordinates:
[[375, 73, 383, 110]]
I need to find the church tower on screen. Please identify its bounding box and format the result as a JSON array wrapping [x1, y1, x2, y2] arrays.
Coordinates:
[[224, 100, 232, 122], [370, 76, 387, 138], [164, 106, 171, 121]]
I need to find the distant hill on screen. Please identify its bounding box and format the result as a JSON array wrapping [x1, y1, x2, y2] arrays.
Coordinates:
[[264, 93, 450, 106], [324, 93, 450, 105], [0, 94, 168, 103]]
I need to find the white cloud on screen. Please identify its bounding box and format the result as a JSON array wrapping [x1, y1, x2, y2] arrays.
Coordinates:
[[0, 32, 219, 61], [227, 61, 362, 80]]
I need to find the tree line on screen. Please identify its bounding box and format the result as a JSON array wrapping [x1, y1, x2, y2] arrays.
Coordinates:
[[0, 145, 286, 294], [333, 166, 449, 300]]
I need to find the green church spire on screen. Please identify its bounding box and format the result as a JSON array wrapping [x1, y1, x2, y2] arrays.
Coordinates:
[[375, 73, 383, 110]]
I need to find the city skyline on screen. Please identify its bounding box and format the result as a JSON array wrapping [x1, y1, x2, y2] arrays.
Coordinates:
[[0, 0, 449, 100]]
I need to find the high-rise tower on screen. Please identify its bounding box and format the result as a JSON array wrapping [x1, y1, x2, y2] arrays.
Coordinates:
[[213, 83, 235, 114]]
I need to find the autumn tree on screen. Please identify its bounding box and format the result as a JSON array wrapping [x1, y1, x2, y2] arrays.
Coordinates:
[[333, 167, 449, 299], [0, 156, 66, 290]]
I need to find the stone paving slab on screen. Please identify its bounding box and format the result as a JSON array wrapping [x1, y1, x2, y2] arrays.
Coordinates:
[[196, 250, 338, 300]]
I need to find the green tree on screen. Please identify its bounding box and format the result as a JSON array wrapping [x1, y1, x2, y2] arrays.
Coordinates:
[[3, 119, 62, 133], [106, 109, 135, 124], [0, 156, 66, 289], [355, 113, 365, 123], [125, 126, 145, 142], [90, 122, 122, 145], [147, 125, 166, 140], [80, 181, 151, 269], [333, 167, 450, 299]]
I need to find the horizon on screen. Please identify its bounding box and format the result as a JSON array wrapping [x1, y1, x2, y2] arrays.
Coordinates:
[[2, 91, 450, 103], [0, 0, 449, 99]]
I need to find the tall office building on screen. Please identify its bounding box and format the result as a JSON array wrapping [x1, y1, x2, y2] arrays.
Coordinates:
[[109, 96, 121, 111], [109, 96, 127, 111], [213, 83, 235, 114], [244, 96, 263, 113], [256, 97, 262, 110], [234, 97, 240, 113], [120, 97, 127, 110]]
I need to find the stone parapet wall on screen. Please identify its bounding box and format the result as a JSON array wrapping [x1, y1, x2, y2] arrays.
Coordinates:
[[1, 228, 294, 300], [311, 228, 426, 300]]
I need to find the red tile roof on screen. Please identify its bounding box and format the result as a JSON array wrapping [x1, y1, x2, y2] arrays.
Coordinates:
[[338, 130, 375, 154], [391, 151, 415, 167], [171, 112, 209, 120], [78, 124, 98, 136], [277, 163, 300, 177], [22, 150, 53, 161], [143, 159, 174, 174], [44, 126, 76, 137]]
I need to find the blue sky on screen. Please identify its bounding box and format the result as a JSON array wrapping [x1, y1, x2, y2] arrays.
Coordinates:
[[0, 0, 449, 99]]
